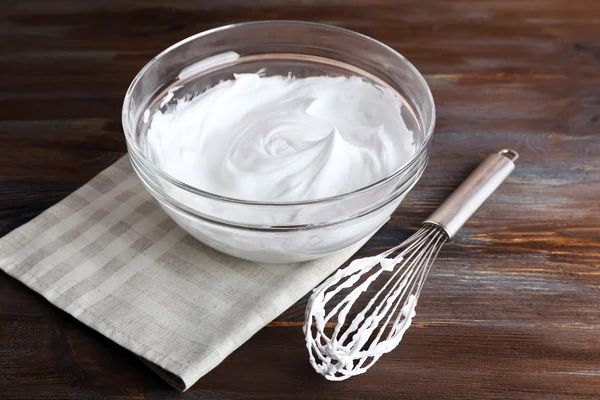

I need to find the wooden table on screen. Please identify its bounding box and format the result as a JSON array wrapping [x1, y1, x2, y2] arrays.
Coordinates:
[[1, 1, 599, 399]]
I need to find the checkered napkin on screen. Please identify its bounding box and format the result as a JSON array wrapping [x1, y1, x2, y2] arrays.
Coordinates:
[[0, 156, 373, 391]]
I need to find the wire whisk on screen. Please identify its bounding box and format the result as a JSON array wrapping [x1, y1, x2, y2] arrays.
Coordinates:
[[304, 149, 518, 380]]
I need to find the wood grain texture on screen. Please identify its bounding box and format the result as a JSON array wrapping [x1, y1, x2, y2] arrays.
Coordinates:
[[1, 0, 599, 399]]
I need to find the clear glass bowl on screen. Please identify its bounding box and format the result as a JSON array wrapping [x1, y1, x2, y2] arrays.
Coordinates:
[[122, 21, 435, 263]]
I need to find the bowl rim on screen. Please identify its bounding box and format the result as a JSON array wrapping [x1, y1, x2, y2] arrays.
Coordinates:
[[122, 20, 436, 207]]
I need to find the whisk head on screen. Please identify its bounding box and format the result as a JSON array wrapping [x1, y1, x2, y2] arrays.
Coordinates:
[[304, 223, 448, 380]]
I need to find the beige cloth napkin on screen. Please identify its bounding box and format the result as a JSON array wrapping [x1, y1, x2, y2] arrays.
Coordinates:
[[0, 156, 373, 391]]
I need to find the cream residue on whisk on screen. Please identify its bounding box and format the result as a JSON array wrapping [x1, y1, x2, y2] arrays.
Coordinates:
[[144, 73, 415, 202], [304, 255, 418, 380]]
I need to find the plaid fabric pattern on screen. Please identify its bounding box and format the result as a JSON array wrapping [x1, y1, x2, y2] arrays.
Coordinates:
[[0, 156, 370, 391]]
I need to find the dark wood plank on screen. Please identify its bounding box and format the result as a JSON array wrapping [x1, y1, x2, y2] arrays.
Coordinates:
[[1, 0, 599, 399]]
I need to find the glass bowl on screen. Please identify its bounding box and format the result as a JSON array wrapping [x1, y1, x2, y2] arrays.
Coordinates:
[[122, 21, 435, 263]]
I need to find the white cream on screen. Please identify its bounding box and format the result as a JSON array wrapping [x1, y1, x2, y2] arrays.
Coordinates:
[[304, 254, 418, 380], [145, 73, 415, 202]]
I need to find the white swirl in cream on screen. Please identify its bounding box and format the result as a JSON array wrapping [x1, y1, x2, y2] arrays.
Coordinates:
[[145, 73, 415, 202]]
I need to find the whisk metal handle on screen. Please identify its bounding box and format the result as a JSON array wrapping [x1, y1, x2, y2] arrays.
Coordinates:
[[424, 149, 518, 239]]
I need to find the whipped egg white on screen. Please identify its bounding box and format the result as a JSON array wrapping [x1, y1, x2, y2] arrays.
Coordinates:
[[145, 73, 415, 202]]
